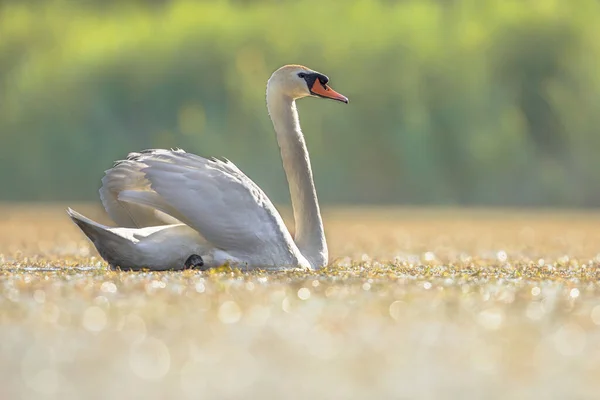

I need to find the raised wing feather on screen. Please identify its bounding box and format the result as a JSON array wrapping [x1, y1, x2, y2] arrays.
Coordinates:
[[119, 149, 300, 264], [99, 153, 181, 228]]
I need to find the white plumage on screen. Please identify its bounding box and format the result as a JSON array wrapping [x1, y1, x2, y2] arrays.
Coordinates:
[[68, 64, 348, 271]]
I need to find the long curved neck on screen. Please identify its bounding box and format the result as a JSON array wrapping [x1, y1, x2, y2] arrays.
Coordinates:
[[266, 85, 328, 269]]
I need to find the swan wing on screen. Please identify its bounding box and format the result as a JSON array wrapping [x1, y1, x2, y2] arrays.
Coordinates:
[[99, 155, 182, 228], [115, 149, 301, 265]]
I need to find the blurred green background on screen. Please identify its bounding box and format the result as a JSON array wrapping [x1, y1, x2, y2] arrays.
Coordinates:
[[2, 0, 600, 207]]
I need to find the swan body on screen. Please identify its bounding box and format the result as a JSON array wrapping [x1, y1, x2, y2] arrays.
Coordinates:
[[68, 64, 348, 271]]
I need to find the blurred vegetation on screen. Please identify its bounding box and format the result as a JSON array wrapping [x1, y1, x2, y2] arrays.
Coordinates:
[[2, 0, 600, 207]]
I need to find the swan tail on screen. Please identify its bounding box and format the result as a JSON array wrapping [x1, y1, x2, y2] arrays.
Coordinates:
[[67, 208, 112, 240], [66, 208, 136, 268]]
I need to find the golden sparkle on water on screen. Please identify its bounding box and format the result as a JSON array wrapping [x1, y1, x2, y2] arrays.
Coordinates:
[[1, 205, 600, 399]]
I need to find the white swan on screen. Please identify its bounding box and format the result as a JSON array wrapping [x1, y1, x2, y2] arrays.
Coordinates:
[[68, 64, 348, 271]]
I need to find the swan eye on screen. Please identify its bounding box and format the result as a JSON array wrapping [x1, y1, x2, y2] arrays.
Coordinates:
[[297, 72, 306, 79]]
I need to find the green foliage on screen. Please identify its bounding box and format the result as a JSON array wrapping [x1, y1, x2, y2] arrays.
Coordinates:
[[2, 0, 600, 206]]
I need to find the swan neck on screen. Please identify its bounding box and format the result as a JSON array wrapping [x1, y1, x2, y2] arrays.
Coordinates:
[[266, 86, 328, 269]]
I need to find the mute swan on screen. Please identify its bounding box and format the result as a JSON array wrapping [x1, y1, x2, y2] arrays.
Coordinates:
[[68, 64, 348, 271]]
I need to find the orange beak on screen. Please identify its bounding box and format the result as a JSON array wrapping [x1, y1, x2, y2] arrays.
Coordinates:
[[310, 80, 349, 104]]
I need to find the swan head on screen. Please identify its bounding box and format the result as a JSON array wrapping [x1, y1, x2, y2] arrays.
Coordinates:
[[268, 65, 348, 104]]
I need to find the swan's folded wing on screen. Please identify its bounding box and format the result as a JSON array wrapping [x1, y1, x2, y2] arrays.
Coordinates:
[[99, 155, 181, 228], [120, 149, 299, 261]]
